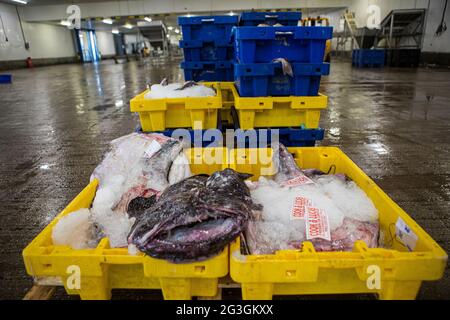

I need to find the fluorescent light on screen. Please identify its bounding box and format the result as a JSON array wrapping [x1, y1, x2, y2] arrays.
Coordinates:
[[60, 20, 70, 27], [11, 0, 28, 4], [112, 29, 119, 34], [144, 17, 152, 22], [102, 18, 113, 25], [174, 28, 180, 34], [123, 23, 133, 29], [229, 11, 235, 16], [168, 26, 174, 31]]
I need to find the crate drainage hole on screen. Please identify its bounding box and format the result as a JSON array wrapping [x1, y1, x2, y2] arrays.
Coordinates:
[[195, 266, 206, 273], [286, 270, 296, 277]]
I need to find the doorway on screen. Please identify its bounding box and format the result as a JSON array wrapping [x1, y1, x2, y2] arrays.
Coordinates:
[[76, 30, 100, 62]]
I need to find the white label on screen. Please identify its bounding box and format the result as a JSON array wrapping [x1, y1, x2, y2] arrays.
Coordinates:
[[282, 173, 314, 187], [291, 196, 312, 220], [305, 206, 331, 241], [144, 140, 162, 158], [395, 217, 418, 251]]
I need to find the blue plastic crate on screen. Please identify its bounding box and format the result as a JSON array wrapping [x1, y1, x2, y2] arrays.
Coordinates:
[[178, 15, 238, 42], [0, 74, 12, 84], [233, 127, 324, 148], [239, 11, 302, 26], [352, 49, 385, 68], [180, 40, 234, 61], [181, 60, 233, 82], [233, 26, 333, 64], [234, 62, 330, 97]]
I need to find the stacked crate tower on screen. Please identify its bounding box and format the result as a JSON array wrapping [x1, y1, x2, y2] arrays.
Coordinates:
[[179, 15, 238, 82], [232, 11, 333, 146]]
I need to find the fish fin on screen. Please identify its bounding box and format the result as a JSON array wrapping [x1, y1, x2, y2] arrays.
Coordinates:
[[272, 58, 293, 77], [236, 172, 253, 181], [160, 78, 168, 86]]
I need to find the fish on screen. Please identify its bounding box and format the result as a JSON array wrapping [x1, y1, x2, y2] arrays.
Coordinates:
[[128, 169, 259, 262], [127, 195, 157, 219], [160, 78, 168, 86], [175, 81, 198, 91], [272, 58, 293, 77], [244, 143, 379, 255], [272, 142, 304, 184], [290, 217, 379, 252], [111, 138, 185, 213]]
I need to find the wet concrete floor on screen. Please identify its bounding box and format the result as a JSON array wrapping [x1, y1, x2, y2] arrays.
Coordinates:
[[0, 58, 449, 299]]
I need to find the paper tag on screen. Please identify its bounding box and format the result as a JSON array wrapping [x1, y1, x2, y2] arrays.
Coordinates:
[[282, 173, 314, 187], [291, 196, 312, 220], [395, 217, 418, 251], [144, 140, 162, 158], [305, 206, 331, 241]]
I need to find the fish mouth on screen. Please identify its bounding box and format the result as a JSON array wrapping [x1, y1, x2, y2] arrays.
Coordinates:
[[134, 215, 244, 262]]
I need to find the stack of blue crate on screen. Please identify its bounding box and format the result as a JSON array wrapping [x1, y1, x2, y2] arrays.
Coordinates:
[[232, 23, 333, 97], [231, 11, 333, 147], [179, 15, 238, 82]]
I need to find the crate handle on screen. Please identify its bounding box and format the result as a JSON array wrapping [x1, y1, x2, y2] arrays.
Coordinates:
[[275, 31, 293, 35], [265, 15, 279, 18], [201, 18, 215, 22]]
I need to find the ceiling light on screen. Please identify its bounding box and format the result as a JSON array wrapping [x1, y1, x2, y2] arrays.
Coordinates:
[[11, 0, 28, 4], [60, 20, 70, 27], [174, 28, 180, 34], [229, 11, 235, 16], [144, 17, 152, 22], [112, 29, 119, 34], [123, 23, 133, 29], [168, 26, 174, 31], [102, 18, 113, 25]]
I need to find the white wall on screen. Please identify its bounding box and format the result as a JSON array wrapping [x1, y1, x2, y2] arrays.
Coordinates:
[[348, 0, 429, 28], [422, 0, 450, 53], [0, 2, 29, 60], [18, 0, 349, 21], [310, 0, 449, 53], [0, 2, 76, 61], [347, 0, 449, 53], [96, 30, 116, 56], [24, 22, 76, 59]]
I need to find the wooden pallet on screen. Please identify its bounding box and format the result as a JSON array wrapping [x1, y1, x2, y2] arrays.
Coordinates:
[[23, 276, 241, 300]]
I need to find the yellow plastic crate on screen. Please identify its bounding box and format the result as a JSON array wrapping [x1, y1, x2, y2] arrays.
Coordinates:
[[230, 83, 328, 129], [205, 82, 235, 126], [229, 147, 447, 300], [130, 82, 222, 131], [22, 148, 229, 300], [215, 82, 235, 109]]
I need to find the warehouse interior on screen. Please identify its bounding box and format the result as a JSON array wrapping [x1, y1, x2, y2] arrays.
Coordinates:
[[0, 0, 449, 301]]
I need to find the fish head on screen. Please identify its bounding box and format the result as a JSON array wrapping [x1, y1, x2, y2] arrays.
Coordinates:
[[206, 168, 252, 197], [128, 198, 247, 262], [128, 170, 254, 262]]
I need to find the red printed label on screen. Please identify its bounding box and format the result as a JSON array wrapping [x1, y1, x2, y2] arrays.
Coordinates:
[[305, 207, 330, 241], [291, 196, 312, 220], [282, 173, 314, 187]]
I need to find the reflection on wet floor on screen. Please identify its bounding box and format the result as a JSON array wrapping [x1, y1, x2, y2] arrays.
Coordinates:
[[0, 58, 449, 299]]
